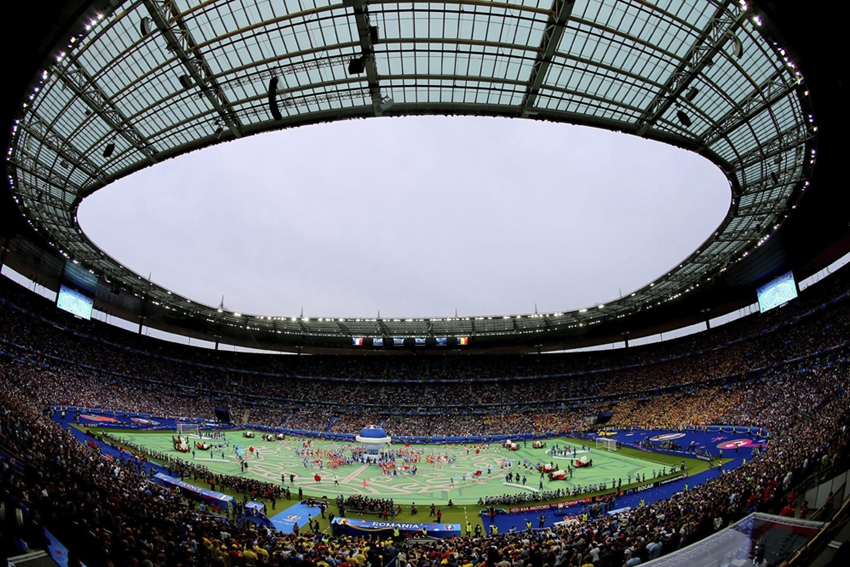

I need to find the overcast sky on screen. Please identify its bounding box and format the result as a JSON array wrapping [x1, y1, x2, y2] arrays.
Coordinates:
[[77, 116, 728, 320]]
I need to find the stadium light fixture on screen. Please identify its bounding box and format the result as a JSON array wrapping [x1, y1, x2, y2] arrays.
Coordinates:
[[102, 140, 115, 158], [676, 109, 692, 127], [726, 32, 744, 59], [139, 17, 152, 38], [268, 77, 283, 121], [348, 56, 366, 75]]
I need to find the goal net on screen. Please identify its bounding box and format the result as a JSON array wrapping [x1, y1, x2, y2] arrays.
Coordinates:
[[177, 423, 201, 439], [595, 437, 618, 451]]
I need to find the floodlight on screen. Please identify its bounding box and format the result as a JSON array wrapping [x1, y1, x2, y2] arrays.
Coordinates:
[[726, 32, 744, 59], [178, 75, 193, 89], [102, 141, 115, 158], [684, 87, 699, 101], [676, 109, 692, 127], [348, 56, 366, 74], [268, 77, 283, 121], [139, 17, 151, 38]]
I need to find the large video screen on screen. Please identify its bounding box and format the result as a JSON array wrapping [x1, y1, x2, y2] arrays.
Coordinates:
[[57, 285, 93, 320], [757, 271, 798, 313]]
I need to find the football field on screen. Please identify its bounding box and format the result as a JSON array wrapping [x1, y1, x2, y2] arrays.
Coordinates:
[[108, 431, 705, 505]]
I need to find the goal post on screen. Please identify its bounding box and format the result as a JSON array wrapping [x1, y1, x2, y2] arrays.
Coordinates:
[[595, 437, 618, 451], [176, 423, 201, 439]]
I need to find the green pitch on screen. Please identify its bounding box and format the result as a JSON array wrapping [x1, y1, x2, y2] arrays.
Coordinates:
[[107, 431, 708, 505]]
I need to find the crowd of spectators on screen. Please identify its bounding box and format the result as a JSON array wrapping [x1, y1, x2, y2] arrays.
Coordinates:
[[3, 268, 850, 564], [340, 495, 397, 517], [2, 267, 850, 436], [2, 339, 849, 566], [3, 267, 850, 437]]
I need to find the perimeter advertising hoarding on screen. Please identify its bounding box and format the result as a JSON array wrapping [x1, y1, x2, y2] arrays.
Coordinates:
[[154, 473, 234, 511], [509, 497, 593, 514], [331, 518, 460, 537]]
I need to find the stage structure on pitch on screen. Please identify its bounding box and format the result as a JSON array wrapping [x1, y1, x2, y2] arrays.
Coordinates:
[[355, 425, 391, 456]]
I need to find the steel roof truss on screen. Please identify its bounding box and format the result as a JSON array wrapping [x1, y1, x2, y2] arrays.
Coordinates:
[[520, 0, 575, 117], [20, 114, 105, 189], [636, 1, 744, 136], [51, 62, 159, 165], [700, 69, 798, 147], [143, 0, 243, 138], [344, 0, 383, 114]]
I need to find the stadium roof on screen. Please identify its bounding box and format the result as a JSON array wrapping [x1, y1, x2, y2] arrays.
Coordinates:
[[1, 0, 846, 353]]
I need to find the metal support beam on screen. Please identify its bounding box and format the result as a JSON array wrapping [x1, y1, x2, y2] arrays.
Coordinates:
[[218, 54, 355, 94], [144, 0, 243, 138], [636, 1, 744, 136], [739, 169, 794, 195], [51, 62, 159, 164], [700, 70, 799, 147], [519, 0, 575, 117], [20, 114, 105, 189], [729, 122, 813, 171], [712, 232, 754, 243], [735, 202, 787, 217], [334, 320, 352, 336], [11, 153, 80, 197], [344, 0, 384, 115]]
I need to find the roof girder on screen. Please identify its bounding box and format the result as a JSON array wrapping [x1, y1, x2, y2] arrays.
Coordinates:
[[50, 61, 159, 165], [344, 0, 384, 114], [520, 0, 575, 117], [636, 0, 744, 136], [143, 0, 243, 138]]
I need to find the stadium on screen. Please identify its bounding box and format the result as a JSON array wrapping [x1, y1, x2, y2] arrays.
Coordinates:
[[1, 1, 848, 566]]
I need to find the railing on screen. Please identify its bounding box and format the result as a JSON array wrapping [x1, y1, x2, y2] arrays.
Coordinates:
[[789, 489, 850, 565]]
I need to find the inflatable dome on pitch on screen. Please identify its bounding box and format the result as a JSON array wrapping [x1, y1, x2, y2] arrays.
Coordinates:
[[356, 425, 391, 454]]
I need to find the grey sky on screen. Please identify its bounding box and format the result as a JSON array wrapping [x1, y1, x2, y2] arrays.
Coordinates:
[[77, 116, 728, 320]]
